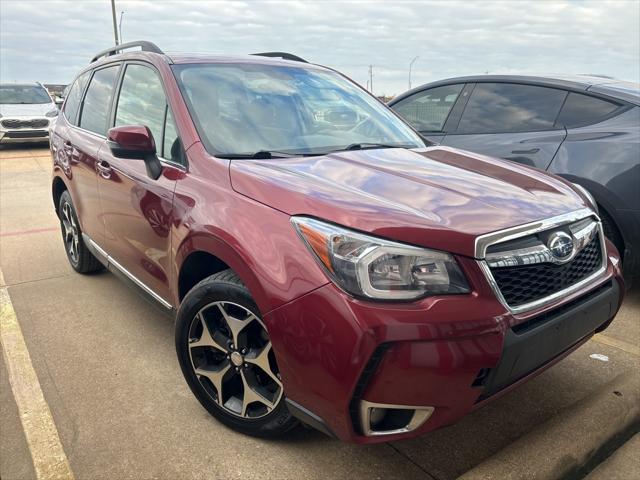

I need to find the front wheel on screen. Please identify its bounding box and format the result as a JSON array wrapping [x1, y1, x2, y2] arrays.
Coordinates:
[[175, 270, 298, 437]]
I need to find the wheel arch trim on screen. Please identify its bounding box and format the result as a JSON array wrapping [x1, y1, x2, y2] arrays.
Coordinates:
[[173, 231, 272, 315]]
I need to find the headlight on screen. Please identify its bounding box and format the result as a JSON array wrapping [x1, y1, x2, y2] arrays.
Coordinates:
[[572, 183, 598, 214], [292, 217, 469, 300], [45, 109, 58, 118]]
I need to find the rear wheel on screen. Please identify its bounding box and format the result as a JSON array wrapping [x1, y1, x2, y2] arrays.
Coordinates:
[[58, 190, 102, 273], [175, 269, 298, 437]]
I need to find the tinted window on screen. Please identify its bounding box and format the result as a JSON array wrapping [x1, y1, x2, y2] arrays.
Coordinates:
[[392, 84, 464, 132], [80, 66, 119, 135], [556, 92, 621, 128], [63, 72, 90, 126], [457, 83, 567, 134], [115, 64, 167, 152], [163, 108, 182, 163]]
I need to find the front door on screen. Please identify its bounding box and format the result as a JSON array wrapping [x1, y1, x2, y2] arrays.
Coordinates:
[[97, 62, 183, 303]]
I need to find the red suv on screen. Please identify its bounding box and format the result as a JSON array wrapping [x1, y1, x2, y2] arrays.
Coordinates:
[[51, 41, 624, 443]]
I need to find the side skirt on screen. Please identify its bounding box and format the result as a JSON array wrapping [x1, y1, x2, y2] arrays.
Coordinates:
[[83, 233, 175, 313]]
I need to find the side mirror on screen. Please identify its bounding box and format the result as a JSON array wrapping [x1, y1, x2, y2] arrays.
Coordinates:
[[54, 96, 64, 108], [107, 125, 162, 180]]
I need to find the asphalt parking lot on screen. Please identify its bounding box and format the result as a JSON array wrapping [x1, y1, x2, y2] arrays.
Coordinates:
[[1, 145, 639, 480]]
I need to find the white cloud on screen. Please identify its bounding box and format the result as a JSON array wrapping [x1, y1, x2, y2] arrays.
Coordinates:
[[1, 0, 638, 95]]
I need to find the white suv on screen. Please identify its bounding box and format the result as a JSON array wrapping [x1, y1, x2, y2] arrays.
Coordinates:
[[0, 82, 59, 144]]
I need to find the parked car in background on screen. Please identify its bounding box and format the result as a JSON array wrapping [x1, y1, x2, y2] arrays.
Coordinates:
[[389, 75, 640, 278], [51, 43, 624, 443], [0, 82, 59, 144]]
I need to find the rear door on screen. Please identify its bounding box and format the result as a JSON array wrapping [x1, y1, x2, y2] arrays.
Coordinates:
[[441, 82, 568, 170], [390, 83, 467, 144], [97, 62, 183, 303], [62, 65, 120, 246]]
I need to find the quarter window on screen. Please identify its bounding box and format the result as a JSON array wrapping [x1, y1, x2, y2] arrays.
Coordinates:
[[79, 66, 119, 135], [163, 108, 181, 163], [63, 72, 90, 126], [556, 92, 621, 128], [457, 83, 567, 134], [392, 84, 464, 132]]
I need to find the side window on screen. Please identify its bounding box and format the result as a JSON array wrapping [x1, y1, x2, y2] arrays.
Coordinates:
[[556, 93, 622, 128], [62, 71, 90, 126], [392, 84, 464, 132], [457, 83, 567, 134], [115, 64, 167, 153], [163, 108, 182, 164], [79, 66, 119, 135]]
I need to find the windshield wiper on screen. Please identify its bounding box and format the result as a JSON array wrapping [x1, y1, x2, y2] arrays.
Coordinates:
[[217, 150, 319, 159], [344, 142, 414, 151]]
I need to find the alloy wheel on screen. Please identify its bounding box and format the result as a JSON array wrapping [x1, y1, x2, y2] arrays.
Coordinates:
[[188, 301, 283, 419], [61, 203, 79, 263]]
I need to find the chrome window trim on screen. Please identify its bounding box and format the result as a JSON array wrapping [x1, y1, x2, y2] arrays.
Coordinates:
[[83, 233, 173, 310], [475, 208, 608, 314]]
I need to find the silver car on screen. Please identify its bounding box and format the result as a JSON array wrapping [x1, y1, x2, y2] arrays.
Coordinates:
[[0, 82, 59, 144]]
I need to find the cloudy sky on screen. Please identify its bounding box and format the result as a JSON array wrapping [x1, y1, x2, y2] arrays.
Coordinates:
[[1, 0, 638, 95]]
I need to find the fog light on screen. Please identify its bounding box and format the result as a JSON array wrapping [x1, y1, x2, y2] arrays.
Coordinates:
[[359, 400, 434, 437], [369, 407, 386, 426]]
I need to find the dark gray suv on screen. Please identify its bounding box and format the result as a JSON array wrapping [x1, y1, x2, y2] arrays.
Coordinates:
[[389, 75, 640, 278]]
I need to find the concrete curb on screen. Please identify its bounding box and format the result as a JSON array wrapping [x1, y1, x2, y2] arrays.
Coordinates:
[[457, 372, 640, 480]]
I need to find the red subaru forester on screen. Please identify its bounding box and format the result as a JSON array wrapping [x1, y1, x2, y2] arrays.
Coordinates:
[[51, 41, 624, 443]]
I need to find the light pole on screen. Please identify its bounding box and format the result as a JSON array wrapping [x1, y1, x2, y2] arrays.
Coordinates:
[[408, 56, 419, 90], [110, 0, 119, 45], [119, 11, 124, 44]]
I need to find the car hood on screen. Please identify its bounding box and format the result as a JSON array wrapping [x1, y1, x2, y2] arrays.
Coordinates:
[[230, 146, 589, 258], [0, 102, 55, 117]]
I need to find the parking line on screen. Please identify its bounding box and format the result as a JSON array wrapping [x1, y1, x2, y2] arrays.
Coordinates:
[[0, 269, 75, 480], [592, 333, 640, 357], [0, 226, 58, 237]]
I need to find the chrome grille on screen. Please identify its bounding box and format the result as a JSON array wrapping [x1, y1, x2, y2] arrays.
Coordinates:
[[477, 211, 607, 313], [1, 118, 49, 129], [490, 235, 602, 307]]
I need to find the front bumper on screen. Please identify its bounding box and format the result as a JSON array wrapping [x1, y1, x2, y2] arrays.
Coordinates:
[[265, 245, 624, 443]]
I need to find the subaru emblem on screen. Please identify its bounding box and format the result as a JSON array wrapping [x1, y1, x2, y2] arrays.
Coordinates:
[[547, 231, 575, 263]]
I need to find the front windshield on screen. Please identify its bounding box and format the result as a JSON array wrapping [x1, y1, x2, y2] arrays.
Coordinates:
[[173, 63, 423, 156], [0, 85, 51, 104]]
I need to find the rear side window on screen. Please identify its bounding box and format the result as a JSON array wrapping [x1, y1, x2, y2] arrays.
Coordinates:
[[392, 84, 464, 132], [457, 83, 567, 134], [79, 65, 119, 136], [556, 92, 622, 128], [62, 72, 90, 126]]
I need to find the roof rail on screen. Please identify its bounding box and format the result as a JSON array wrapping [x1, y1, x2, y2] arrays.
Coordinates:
[[90, 41, 164, 63], [252, 52, 308, 63]]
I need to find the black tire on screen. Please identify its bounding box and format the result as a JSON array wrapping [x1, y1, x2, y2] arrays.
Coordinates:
[[600, 207, 625, 262], [175, 269, 298, 437], [58, 190, 102, 274]]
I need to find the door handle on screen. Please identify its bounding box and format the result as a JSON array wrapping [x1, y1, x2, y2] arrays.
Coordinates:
[[96, 160, 112, 179], [511, 148, 540, 154]]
